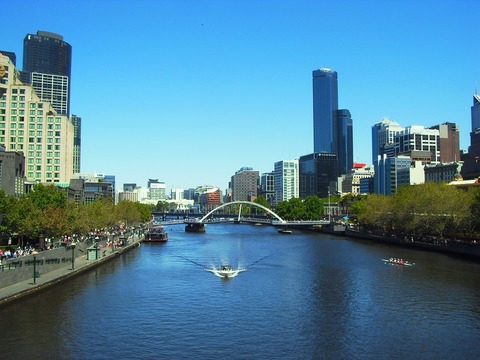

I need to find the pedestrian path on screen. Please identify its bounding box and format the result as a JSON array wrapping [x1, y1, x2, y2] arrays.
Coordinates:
[[0, 237, 142, 306]]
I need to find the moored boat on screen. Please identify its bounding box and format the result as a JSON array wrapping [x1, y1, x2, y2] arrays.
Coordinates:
[[144, 225, 168, 243]]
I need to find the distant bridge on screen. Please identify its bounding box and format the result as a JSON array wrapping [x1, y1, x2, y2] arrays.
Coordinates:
[[183, 201, 329, 232]]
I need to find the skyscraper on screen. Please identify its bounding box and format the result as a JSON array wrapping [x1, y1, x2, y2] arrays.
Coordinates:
[[313, 68, 338, 154], [22, 31, 72, 116], [312, 68, 353, 176]]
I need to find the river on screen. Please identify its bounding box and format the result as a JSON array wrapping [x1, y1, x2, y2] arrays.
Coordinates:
[[1, 223, 479, 359]]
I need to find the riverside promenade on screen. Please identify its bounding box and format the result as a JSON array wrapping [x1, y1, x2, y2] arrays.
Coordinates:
[[0, 234, 144, 307]]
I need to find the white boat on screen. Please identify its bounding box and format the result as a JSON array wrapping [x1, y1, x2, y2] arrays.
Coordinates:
[[278, 229, 292, 234], [205, 266, 247, 279]]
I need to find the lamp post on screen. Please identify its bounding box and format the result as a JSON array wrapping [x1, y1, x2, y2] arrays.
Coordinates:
[[328, 188, 331, 222], [71, 243, 76, 270]]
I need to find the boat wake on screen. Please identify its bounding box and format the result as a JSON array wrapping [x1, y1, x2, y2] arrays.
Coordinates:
[[177, 254, 270, 279]]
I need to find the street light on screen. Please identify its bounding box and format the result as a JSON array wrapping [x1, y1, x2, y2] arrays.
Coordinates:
[[71, 243, 76, 270]]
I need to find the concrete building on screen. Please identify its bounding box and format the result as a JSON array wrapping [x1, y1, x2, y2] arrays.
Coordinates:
[[424, 161, 463, 183], [341, 163, 374, 195], [274, 160, 299, 205], [148, 179, 166, 201], [0, 53, 74, 184], [0, 145, 25, 197], [375, 155, 417, 195], [259, 171, 275, 206], [71, 114, 81, 174], [230, 167, 259, 201], [66, 173, 115, 205]]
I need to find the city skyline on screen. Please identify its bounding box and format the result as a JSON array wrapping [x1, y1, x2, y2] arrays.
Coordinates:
[[3, 0, 478, 191]]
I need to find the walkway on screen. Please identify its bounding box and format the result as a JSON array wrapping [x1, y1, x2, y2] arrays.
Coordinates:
[[0, 236, 143, 307]]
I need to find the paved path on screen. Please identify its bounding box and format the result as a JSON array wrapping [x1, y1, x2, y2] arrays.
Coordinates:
[[0, 237, 142, 307]]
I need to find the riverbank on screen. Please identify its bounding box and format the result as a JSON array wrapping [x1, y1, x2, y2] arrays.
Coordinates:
[[0, 234, 143, 307]]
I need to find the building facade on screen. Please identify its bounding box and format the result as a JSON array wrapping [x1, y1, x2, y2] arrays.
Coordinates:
[[274, 160, 299, 205], [71, 114, 81, 174], [299, 152, 338, 199], [0, 146, 25, 197], [230, 167, 259, 201], [22, 31, 72, 117], [461, 93, 480, 179], [259, 171, 275, 206], [312, 68, 353, 176], [0, 54, 74, 184]]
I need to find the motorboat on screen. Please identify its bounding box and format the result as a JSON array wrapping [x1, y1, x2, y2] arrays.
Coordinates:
[[205, 265, 247, 279], [382, 258, 415, 266], [278, 229, 292, 234]]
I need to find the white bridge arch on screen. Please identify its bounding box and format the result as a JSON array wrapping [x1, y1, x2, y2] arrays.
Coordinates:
[[199, 201, 285, 223]]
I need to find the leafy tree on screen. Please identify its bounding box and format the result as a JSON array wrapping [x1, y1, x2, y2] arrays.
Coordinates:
[[254, 196, 270, 213], [26, 184, 67, 210], [304, 196, 324, 220]]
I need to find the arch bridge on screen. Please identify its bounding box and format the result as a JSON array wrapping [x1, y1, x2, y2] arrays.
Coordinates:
[[184, 201, 285, 232]]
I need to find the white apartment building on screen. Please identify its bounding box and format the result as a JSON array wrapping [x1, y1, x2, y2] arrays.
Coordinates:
[[274, 159, 299, 204], [0, 54, 74, 183]]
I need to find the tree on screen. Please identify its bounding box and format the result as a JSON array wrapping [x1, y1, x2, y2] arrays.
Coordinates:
[[254, 196, 270, 212], [303, 196, 324, 220]]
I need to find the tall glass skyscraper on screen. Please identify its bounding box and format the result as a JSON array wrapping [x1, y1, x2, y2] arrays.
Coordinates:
[[313, 68, 338, 154], [312, 68, 353, 176], [472, 93, 480, 131], [22, 31, 72, 116]]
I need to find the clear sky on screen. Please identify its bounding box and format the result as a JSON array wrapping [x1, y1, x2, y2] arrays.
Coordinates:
[[3, 0, 479, 193]]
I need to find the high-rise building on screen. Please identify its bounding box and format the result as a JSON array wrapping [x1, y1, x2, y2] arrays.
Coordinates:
[[230, 167, 259, 201], [461, 92, 480, 179], [429, 122, 460, 163], [71, 114, 81, 174], [471, 92, 480, 131], [371, 118, 404, 165], [299, 152, 338, 199], [259, 172, 275, 206], [274, 160, 299, 205], [22, 31, 72, 117], [0, 54, 74, 184], [312, 68, 353, 176]]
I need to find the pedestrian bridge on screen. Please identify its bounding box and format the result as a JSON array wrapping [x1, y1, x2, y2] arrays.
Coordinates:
[[184, 201, 330, 232]]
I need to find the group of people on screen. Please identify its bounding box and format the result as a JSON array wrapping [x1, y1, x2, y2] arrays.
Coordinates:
[[388, 257, 406, 265], [0, 244, 36, 263]]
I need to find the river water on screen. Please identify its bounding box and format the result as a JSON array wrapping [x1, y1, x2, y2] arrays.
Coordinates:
[[1, 223, 479, 359]]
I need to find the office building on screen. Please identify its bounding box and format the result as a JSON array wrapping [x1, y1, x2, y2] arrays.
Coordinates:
[[429, 122, 460, 163], [0, 146, 25, 197], [299, 152, 338, 199], [371, 118, 404, 165], [312, 68, 353, 176], [259, 171, 275, 206], [230, 167, 259, 201], [341, 163, 374, 195], [22, 31, 72, 116], [71, 114, 81, 174], [460, 92, 480, 179], [148, 179, 166, 201], [0, 54, 74, 184], [274, 160, 299, 205]]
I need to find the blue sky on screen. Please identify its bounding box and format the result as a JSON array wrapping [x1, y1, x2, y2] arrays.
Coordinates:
[[3, 0, 478, 192]]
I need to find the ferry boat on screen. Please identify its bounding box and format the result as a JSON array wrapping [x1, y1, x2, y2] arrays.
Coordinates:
[[144, 225, 168, 243]]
